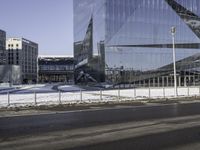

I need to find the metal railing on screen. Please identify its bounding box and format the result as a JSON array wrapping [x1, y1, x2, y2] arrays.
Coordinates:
[[1, 86, 200, 108]]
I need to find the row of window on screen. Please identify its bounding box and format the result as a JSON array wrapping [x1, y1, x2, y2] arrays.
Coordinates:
[[8, 44, 19, 47], [40, 65, 74, 71]]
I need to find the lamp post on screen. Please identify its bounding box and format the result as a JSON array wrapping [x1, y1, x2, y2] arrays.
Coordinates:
[[171, 26, 177, 97]]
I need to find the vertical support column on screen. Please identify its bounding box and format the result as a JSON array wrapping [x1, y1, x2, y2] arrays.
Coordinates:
[[167, 77, 169, 87], [157, 77, 160, 87], [162, 77, 165, 87], [184, 76, 187, 87]]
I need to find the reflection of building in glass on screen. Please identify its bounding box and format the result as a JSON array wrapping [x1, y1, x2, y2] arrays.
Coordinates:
[[38, 56, 74, 83], [0, 65, 21, 85], [6, 38, 38, 83], [74, 0, 200, 87], [0, 30, 6, 65]]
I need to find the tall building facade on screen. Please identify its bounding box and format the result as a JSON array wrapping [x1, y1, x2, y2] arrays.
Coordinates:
[[74, 0, 200, 87], [0, 30, 6, 65], [6, 38, 38, 83]]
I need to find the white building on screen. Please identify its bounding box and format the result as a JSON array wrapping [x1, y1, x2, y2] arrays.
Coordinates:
[[6, 38, 38, 83]]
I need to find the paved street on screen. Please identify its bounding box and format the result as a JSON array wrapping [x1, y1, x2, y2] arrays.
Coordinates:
[[1, 102, 200, 149]]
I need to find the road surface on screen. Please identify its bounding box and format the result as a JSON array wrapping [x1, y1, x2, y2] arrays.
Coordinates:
[[1, 102, 200, 149]]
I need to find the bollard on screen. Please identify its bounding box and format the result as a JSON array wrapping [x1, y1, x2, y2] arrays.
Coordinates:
[[7, 92, 10, 106], [163, 87, 165, 98], [34, 92, 37, 105], [100, 90, 102, 101], [59, 91, 62, 104], [80, 90, 82, 102], [187, 87, 190, 97]]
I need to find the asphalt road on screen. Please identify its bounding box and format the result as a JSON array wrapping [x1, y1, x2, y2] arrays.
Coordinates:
[[68, 125, 200, 150], [1, 102, 200, 138], [1, 102, 200, 149]]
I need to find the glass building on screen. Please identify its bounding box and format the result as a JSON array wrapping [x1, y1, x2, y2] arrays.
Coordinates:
[[74, 0, 200, 87]]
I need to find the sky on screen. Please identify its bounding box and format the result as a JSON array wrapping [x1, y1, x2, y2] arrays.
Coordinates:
[[0, 0, 73, 56]]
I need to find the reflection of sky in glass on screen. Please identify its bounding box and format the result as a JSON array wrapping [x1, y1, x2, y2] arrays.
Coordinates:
[[74, 0, 105, 55], [105, 0, 200, 45], [106, 47, 200, 71], [74, 0, 200, 72]]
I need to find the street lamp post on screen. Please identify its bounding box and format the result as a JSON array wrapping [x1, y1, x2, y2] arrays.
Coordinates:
[[171, 26, 177, 97]]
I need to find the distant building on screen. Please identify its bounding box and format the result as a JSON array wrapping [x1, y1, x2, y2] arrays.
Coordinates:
[[6, 38, 38, 83], [38, 56, 74, 83], [0, 30, 6, 65]]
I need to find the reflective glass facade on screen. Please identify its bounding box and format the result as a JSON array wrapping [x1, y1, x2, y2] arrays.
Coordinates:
[[74, 0, 200, 87]]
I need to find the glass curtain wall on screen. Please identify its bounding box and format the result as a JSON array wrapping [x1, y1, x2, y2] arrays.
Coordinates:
[[74, 0, 200, 87], [104, 0, 200, 87], [73, 0, 106, 83]]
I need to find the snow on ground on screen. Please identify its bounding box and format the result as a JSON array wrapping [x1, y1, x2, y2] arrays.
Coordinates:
[[0, 83, 16, 92], [57, 85, 83, 92], [0, 86, 200, 108], [2, 84, 83, 94], [0, 84, 59, 94], [0, 87, 19, 94], [15, 84, 56, 94]]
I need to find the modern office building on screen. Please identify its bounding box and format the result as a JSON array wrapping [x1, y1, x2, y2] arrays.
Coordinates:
[[6, 38, 38, 83], [0, 30, 6, 65], [74, 0, 200, 87], [38, 56, 74, 83]]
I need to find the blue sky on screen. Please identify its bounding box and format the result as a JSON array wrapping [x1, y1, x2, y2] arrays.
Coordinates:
[[0, 0, 73, 55]]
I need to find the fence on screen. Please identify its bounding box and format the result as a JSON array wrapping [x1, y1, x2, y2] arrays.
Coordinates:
[[1, 86, 200, 108]]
